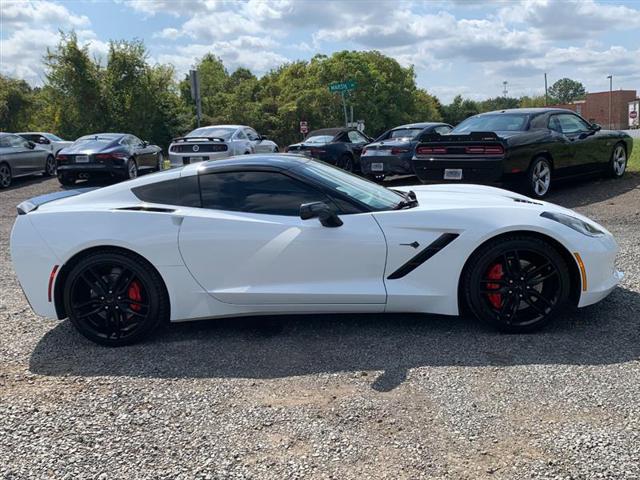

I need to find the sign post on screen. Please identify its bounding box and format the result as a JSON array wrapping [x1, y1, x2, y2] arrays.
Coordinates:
[[299, 120, 308, 140], [189, 69, 202, 128], [329, 81, 357, 127]]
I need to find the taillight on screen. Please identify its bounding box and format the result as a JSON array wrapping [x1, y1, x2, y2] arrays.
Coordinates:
[[310, 148, 326, 156], [56, 154, 69, 161], [362, 147, 368, 155], [416, 146, 447, 155], [464, 145, 504, 155], [390, 147, 409, 155], [96, 153, 128, 160]]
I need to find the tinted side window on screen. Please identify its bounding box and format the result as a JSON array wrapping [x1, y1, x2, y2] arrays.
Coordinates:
[[200, 171, 331, 216], [348, 131, 367, 143], [557, 114, 590, 134], [244, 128, 259, 141], [434, 126, 452, 135], [235, 129, 247, 140], [548, 116, 561, 132], [8, 135, 28, 148], [132, 176, 201, 207]]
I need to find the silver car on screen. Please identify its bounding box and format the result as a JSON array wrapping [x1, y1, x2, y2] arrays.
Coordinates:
[[168, 124, 279, 167], [0, 133, 55, 188], [17, 132, 73, 156]]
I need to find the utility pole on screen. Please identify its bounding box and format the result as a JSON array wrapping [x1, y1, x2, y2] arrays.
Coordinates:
[[502, 81, 508, 97], [341, 91, 348, 127], [607, 75, 613, 129], [189, 69, 202, 128], [544, 73, 548, 106]]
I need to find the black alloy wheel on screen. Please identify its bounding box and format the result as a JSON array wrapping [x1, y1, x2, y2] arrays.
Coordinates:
[[338, 154, 354, 172], [44, 155, 56, 176], [0, 163, 11, 188], [464, 236, 570, 332], [63, 251, 169, 346]]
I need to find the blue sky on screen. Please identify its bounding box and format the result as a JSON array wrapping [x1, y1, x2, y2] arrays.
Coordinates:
[[1, 0, 639, 103]]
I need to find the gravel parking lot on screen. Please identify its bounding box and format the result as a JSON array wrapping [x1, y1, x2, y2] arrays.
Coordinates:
[[1, 173, 639, 479]]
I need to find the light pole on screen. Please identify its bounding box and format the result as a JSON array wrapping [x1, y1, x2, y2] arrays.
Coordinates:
[[607, 75, 613, 129]]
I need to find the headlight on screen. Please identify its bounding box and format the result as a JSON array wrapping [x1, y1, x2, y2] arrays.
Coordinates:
[[541, 211, 606, 237]]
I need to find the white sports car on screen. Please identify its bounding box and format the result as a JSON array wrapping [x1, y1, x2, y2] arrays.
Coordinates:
[[168, 125, 278, 167], [11, 155, 622, 346]]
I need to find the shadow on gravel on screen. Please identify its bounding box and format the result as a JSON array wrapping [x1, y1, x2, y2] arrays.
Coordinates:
[[547, 173, 640, 209], [30, 287, 640, 391]]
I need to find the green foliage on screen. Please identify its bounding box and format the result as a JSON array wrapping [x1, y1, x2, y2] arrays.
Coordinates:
[[441, 95, 480, 125], [0, 75, 34, 131], [519, 95, 548, 108], [629, 140, 639, 172], [548, 78, 586, 104]]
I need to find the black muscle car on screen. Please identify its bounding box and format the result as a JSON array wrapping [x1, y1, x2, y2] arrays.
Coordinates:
[[286, 128, 372, 172], [360, 122, 452, 179], [56, 133, 164, 186], [413, 108, 634, 198]]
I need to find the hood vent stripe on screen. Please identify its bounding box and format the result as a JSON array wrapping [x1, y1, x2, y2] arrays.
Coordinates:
[[387, 233, 459, 280]]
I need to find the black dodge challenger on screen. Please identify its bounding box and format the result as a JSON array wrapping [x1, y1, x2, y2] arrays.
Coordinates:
[[413, 108, 633, 198], [286, 128, 372, 172], [56, 133, 163, 186]]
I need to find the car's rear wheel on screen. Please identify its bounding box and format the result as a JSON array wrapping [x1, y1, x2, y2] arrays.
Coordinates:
[[44, 155, 56, 176], [0, 163, 11, 188], [338, 154, 353, 172], [463, 235, 570, 333], [608, 143, 627, 178], [58, 172, 76, 186], [526, 157, 552, 198], [126, 158, 138, 179], [63, 250, 169, 346]]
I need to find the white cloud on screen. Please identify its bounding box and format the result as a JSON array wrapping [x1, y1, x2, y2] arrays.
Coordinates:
[[1, 0, 90, 28]]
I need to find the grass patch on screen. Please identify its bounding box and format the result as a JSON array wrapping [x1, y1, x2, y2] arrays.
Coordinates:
[[629, 139, 639, 172]]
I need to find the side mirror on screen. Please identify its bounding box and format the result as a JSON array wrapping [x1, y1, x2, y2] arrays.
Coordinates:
[[27, 141, 36, 149], [141, 141, 149, 147], [38, 136, 50, 145], [259, 136, 268, 142], [300, 201, 343, 228], [591, 123, 602, 132]]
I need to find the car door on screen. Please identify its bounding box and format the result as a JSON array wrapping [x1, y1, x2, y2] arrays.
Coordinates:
[[232, 129, 250, 155], [554, 113, 600, 176], [178, 169, 387, 306], [244, 128, 262, 153], [129, 135, 152, 168], [6, 134, 43, 174]]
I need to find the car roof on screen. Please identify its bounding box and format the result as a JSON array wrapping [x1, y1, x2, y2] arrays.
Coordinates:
[[477, 108, 577, 116], [195, 154, 311, 175], [194, 125, 245, 130], [78, 133, 126, 139], [17, 131, 45, 135], [307, 127, 358, 137], [391, 122, 448, 129]]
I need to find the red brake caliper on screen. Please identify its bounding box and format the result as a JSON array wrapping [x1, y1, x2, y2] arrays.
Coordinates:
[[128, 280, 142, 312], [486, 263, 504, 309]]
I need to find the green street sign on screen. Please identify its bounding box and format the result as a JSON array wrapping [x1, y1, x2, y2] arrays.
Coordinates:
[[329, 81, 357, 92]]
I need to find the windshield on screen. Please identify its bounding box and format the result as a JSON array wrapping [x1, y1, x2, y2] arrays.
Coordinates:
[[387, 128, 423, 140], [44, 133, 63, 141], [75, 134, 120, 143], [454, 114, 529, 133], [298, 160, 404, 211], [187, 127, 235, 140], [304, 135, 334, 144]]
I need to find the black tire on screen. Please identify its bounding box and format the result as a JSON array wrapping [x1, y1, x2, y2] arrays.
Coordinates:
[[273, 147, 279, 153], [0, 163, 11, 189], [608, 143, 627, 178], [63, 250, 169, 346], [58, 172, 76, 186], [526, 157, 552, 198], [44, 155, 56, 176], [338, 154, 354, 172], [126, 158, 138, 179], [462, 235, 571, 333]]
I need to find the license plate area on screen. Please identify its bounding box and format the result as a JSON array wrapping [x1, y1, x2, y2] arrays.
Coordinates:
[[186, 156, 208, 162], [75, 155, 89, 163], [444, 168, 462, 180], [371, 162, 384, 172]]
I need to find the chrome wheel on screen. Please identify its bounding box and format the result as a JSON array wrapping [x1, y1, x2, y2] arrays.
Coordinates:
[[0, 164, 11, 188], [612, 145, 626, 177], [127, 159, 138, 179], [531, 159, 551, 197], [45, 155, 56, 176]]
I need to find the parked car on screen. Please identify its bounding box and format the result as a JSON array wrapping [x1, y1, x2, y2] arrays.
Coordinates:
[[11, 154, 621, 346], [286, 127, 372, 172], [18, 132, 73, 156], [360, 122, 452, 179], [0, 132, 56, 188], [168, 125, 278, 167], [56, 133, 163, 186], [413, 108, 634, 198]]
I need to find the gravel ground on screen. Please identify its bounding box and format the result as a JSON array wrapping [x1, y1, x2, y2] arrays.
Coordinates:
[[1, 173, 639, 479]]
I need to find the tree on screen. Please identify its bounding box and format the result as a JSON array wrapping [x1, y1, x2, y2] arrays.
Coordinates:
[[0, 75, 34, 131], [548, 78, 586, 104], [478, 96, 520, 113], [519, 95, 547, 108], [441, 95, 479, 125]]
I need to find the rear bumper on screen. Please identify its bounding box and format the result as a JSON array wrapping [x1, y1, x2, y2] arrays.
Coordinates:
[[168, 152, 229, 167], [360, 154, 414, 176], [413, 157, 504, 183], [57, 163, 126, 176]]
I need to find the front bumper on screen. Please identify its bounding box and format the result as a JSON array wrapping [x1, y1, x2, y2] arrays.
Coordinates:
[[360, 154, 414, 176], [413, 157, 504, 183]]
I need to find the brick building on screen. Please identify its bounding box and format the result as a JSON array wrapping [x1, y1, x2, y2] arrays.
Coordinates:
[[550, 89, 637, 130]]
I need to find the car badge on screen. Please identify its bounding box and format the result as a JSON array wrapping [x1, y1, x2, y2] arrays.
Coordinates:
[[192, 145, 200, 152]]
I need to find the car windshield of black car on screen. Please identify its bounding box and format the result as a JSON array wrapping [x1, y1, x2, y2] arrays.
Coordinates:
[[389, 128, 423, 139]]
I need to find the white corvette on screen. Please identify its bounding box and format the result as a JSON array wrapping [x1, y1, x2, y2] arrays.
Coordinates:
[[11, 155, 622, 346]]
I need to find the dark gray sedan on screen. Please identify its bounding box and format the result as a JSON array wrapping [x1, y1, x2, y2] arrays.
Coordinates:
[[0, 133, 56, 188]]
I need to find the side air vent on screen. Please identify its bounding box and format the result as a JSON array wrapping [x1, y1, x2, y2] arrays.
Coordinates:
[[115, 206, 175, 213]]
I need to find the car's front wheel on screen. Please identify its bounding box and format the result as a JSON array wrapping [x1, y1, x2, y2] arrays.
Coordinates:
[[463, 235, 571, 333], [338, 154, 354, 172], [63, 250, 169, 346], [526, 157, 552, 198], [44, 155, 56, 176], [608, 143, 627, 178], [0, 163, 11, 188]]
